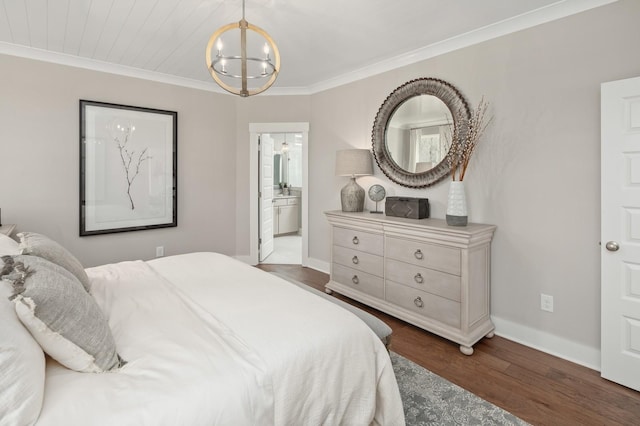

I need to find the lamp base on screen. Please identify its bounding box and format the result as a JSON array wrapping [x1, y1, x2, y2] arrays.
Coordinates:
[[341, 177, 365, 212]]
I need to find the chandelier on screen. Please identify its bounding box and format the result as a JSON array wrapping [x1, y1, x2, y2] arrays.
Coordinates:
[[205, 0, 280, 97]]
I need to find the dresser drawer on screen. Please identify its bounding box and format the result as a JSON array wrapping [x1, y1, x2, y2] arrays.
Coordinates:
[[333, 227, 383, 256], [385, 236, 460, 275], [333, 245, 383, 277], [332, 263, 384, 299], [385, 259, 461, 302], [385, 281, 461, 328]]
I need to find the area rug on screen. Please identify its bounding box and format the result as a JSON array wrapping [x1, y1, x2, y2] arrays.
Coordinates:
[[391, 352, 529, 426]]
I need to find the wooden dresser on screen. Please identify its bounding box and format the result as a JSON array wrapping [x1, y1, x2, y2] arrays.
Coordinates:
[[325, 210, 496, 355]]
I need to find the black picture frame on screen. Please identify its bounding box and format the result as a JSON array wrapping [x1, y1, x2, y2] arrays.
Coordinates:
[[79, 100, 177, 236]]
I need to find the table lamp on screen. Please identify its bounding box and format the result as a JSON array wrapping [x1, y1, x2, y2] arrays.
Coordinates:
[[335, 149, 373, 212]]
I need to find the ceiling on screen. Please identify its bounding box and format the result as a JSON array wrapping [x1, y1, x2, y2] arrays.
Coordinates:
[[0, 0, 616, 95]]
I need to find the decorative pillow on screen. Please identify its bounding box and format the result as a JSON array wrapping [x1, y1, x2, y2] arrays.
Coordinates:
[[1, 255, 125, 373], [0, 281, 45, 426], [17, 232, 91, 293], [0, 233, 19, 256]]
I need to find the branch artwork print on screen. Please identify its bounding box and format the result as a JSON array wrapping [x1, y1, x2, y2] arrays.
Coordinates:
[[111, 122, 151, 210]]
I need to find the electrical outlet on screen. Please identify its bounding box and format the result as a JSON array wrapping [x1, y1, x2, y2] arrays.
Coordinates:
[[540, 293, 554, 312], [155, 246, 164, 257]]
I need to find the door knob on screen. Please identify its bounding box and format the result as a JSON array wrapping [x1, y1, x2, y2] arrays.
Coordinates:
[[605, 241, 620, 252]]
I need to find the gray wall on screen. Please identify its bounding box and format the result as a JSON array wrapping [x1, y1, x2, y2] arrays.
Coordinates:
[[0, 55, 237, 267], [2, 0, 640, 366], [298, 0, 640, 365]]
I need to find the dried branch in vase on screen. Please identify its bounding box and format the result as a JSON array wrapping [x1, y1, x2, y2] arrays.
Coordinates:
[[445, 98, 493, 181]]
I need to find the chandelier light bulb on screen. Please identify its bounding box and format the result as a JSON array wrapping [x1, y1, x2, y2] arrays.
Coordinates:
[[205, 0, 280, 97]]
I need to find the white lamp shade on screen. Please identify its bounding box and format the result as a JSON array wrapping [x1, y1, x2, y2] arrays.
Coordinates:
[[335, 149, 373, 176]]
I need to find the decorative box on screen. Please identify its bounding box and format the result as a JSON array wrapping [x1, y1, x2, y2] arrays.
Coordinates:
[[385, 197, 430, 219]]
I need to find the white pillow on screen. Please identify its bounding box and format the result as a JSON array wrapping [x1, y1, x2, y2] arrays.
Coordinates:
[[0, 233, 19, 256], [0, 282, 46, 426]]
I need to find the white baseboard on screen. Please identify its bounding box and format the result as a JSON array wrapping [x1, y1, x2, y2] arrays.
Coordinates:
[[307, 257, 330, 274], [492, 315, 600, 371]]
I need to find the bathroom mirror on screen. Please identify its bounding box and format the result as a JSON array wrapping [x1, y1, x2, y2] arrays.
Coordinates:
[[274, 153, 283, 186], [372, 78, 471, 187]]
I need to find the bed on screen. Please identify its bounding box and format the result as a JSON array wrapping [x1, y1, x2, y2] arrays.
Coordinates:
[[0, 232, 405, 426]]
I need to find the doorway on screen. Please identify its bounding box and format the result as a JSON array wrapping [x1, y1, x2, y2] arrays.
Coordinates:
[[249, 123, 309, 266], [262, 132, 303, 264]]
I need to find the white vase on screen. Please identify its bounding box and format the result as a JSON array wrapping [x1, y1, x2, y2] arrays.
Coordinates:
[[446, 181, 468, 226]]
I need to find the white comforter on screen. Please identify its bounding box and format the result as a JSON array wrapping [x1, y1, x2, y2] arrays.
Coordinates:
[[36, 253, 404, 426]]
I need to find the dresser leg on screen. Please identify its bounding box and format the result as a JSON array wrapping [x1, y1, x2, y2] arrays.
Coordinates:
[[325, 288, 333, 295], [485, 331, 495, 338], [459, 345, 474, 356]]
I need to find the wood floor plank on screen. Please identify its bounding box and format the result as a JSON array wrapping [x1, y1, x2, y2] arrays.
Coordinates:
[[256, 264, 640, 425]]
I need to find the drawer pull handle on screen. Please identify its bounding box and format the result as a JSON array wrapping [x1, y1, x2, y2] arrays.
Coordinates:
[[414, 297, 424, 308], [414, 273, 424, 284], [352, 256, 359, 264], [414, 249, 424, 260], [352, 275, 359, 284], [352, 236, 359, 245]]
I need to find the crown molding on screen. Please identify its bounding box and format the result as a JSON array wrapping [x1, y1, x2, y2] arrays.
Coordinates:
[[308, 0, 618, 94], [0, 42, 226, 94], [0, 0, 617, 97], [261, 86, 312, 96]]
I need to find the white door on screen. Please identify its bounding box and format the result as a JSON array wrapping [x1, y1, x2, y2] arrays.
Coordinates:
[[259, 135, 275, 261], [601, 76, 640, 391]]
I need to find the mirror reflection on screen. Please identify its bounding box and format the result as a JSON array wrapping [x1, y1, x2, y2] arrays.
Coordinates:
[[372, 78, 470, 187], [386, 95, 452, 174], [272, 133, 302, 192]]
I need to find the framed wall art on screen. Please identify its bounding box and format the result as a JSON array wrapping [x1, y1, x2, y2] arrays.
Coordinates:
[[79, 100, 177, 236]]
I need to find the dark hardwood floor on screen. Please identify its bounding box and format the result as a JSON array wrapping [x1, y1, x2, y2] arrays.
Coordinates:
[[256, 264, 640, 426]]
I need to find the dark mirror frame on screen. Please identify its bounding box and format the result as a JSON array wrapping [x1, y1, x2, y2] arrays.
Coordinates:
[[372, 78, 471, 188]]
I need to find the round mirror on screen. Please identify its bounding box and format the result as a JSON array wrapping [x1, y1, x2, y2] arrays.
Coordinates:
[[372, 78, 470, 187]]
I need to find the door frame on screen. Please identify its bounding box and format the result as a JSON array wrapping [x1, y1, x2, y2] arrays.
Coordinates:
[[249, 122, 309, 266]]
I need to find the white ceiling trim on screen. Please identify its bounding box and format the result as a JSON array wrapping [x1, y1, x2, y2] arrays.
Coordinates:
[[307, 0, 618, 94], [0, 0, 617, 97], [0, 41, 225, 94]]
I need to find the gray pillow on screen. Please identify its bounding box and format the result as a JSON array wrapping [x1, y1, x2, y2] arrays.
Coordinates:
[[1, 255, 125, 373], [17, 232, 91, 293]]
